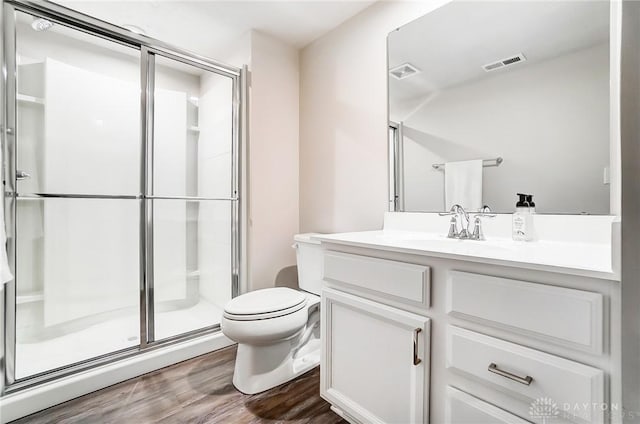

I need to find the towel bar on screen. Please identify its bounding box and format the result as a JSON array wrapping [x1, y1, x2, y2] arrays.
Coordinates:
[[433, 157, 503, 170]]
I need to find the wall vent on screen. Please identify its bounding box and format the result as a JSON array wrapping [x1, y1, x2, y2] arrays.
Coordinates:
[[390, 63, 420, 80], [482, 53, 527, 72]]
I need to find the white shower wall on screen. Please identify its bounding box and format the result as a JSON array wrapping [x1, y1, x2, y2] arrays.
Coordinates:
[[40, 58, 191, 325], [197, 72, 233, 311], [44, 58, 140, 194], [43, 58, 140, 325], [153, 87, 188, 304]]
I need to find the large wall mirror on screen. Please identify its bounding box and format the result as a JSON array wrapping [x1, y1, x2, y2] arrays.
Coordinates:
[[388, 1, 614, 214]]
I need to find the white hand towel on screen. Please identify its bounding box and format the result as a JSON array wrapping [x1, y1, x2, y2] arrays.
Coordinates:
[[444, 159, 483, 211]]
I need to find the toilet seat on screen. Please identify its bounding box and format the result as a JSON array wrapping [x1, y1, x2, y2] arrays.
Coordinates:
[[224, 301, 307, 321], [223, 287, 307, 321]]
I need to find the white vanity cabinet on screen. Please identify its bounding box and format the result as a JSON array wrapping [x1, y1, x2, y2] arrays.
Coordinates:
[[318, 242, 620, 424], [320, 252, 432, 424]]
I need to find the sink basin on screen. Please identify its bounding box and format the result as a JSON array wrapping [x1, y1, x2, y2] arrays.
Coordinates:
[[374, 231, 517, 259], [378, 230, 509, 246]]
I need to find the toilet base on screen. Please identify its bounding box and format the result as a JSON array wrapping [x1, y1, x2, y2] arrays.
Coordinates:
[[232, 328, 321, 394]]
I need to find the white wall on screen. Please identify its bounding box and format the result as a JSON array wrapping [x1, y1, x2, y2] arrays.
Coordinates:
[[619, 1, 640, 416], [299, 0, 448, 233], [204, 30, 301, 292], [401, 43, 610, 214], [246, 31, 300, 291]]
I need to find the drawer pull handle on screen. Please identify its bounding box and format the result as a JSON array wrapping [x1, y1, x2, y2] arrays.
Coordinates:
[[413, 328, 422, 366], [488, 363, 533, 386]]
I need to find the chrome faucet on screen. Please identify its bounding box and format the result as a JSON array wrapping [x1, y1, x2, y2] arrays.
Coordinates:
[[470, 206, 497, 241], [439, 205, 495, 240], [439, 204, 470, 239]]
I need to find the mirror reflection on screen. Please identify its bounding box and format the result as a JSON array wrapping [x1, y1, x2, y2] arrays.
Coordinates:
[[388, 1, 611, 214]]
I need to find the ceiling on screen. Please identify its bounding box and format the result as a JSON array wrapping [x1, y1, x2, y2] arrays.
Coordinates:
[[388, 1, 610, 121], [56, 0, 376, 58]]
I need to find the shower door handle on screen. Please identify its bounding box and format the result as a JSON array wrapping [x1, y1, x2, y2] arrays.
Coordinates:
[[16, 170, 31, 180]]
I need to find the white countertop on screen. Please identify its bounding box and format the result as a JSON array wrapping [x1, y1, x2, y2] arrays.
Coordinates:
[[314, 230, 618, 281]]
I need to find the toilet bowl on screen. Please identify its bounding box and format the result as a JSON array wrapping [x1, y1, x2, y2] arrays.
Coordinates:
[[221, 234, 323, 394]]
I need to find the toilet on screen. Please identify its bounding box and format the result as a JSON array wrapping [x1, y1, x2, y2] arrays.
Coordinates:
[[221, 233, 323, 394]]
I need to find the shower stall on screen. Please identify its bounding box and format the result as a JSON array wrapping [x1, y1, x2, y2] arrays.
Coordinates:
[[1, 0, 242, 393]]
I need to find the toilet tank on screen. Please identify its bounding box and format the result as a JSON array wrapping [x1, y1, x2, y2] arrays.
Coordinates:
[[293, 233, 323, 295]]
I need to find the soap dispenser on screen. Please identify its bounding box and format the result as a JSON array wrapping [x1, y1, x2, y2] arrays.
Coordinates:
[[526, 194, 536, 214], [525, 194, 537, 240], [512, 193, 534, 241]]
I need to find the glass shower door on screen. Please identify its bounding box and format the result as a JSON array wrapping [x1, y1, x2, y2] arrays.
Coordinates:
[[149, 54, 235, 341], [3, 2, 241, 390], [12, 10, 142, 379]]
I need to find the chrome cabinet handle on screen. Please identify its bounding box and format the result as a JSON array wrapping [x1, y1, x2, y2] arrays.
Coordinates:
[[488, 363, 533, 386], [413, 328, 422, 366], [16, 170, 31, 180]]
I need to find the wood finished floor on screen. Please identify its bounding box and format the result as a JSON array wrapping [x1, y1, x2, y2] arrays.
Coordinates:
[[13, 346, 346, 424]]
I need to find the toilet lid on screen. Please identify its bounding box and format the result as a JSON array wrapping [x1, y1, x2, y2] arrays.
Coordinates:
[[224, 287, 306, 316]]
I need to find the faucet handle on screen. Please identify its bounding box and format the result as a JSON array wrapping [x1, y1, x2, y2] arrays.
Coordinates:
[[474, 205, 496, 218], [439, 204, 463, 216], [446, 216, 459, 238], [470, 210, 497, 240], [475, 205, 496, 217], [470, 216, 485, 241]]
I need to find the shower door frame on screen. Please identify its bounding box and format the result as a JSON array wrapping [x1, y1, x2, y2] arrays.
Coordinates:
[[1, 0, 243, 393], [388, 121, 404, 212]]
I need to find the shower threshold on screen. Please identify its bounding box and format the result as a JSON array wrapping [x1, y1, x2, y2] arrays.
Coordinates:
[[15, 300, 224, 379]]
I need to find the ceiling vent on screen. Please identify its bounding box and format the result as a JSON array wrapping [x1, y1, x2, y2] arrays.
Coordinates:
[[390, 63, 420, 80], [482, 53, 527, 72]]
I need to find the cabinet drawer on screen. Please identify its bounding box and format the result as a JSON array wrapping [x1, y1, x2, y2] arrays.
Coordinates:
[[446, 271, 603, 353], [446, 326, 604, 424], [445, 387, 531, 423], [323, 251, 430, 310]]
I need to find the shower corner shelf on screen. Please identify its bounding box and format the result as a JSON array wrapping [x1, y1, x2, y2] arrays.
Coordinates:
[[17, 291, 44, 305], [17, 93, 45, 105]]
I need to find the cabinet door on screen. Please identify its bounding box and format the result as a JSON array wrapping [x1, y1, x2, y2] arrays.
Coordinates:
[[321, 288, 430, 424]]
